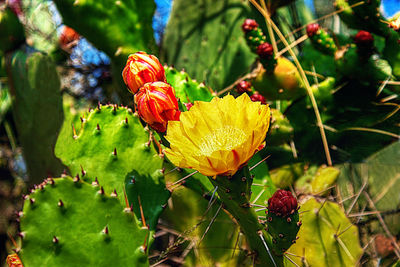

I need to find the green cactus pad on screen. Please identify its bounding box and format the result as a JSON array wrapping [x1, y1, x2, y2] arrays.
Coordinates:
[[383, 31, 400, 78], [335, 0, 390, 37], [7, 51, 65, 184], [337, 141, 400, 234], [55, 104, 169, 230], [19, 177, 149, 267], [162, 0, 257, 91], [266, 210, 300, 255], [165, 66, 214, 103], [270, 163, 305, 189], [295, 165, 340, 196], [336, 45, 393, 85], [268, 108, 294, 146], [286, 197, 363, 266], [211, 167, 283, 266], [0, 7, 25, 53]]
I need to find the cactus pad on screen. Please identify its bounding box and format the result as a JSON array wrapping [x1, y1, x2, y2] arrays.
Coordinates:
[[19, 177, 149, 267], [286, 197, 363, 266], [165, 66, 214, 104], [266, 190, 300, 255], [55, 104, 169, 229], [268, 109, 294, 146], [162, 0, 257, 91], [7, 51, 65, 184], [0, 7, 25, 53]]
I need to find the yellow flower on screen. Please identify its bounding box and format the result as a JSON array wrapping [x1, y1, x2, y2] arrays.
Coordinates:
[[164, 93, 270, 177]]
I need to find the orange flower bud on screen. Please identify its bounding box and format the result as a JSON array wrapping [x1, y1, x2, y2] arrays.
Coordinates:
[[122, 52, 166, 94], [135, 81, 180, 132]]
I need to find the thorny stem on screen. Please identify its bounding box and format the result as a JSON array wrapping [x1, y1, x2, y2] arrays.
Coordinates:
[[209, 166, 283, 266]]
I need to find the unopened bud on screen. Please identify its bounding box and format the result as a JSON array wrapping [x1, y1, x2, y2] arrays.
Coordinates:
[[122, 52, 166, 94], [135, 82, 180, 132], [306, 23, 320, 37], [236, 80, 252, 94], [242, 19, 259, 33], [250, 92, 266, 105], [267, 189, 298, 217]]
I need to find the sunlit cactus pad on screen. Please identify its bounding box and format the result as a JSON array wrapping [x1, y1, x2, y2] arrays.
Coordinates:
[[19, 177, 149, 267], [55, 104, 168, 229], [165, 66, 214, 103], [286, 197, 363, 266]]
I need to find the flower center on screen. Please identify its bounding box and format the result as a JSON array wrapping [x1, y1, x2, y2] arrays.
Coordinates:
[[197, 126, 247, 156]]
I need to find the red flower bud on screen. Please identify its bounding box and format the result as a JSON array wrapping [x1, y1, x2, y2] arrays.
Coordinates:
[[256, 42, 274, 59], [267, 189, 298, 217], [354, 30, 374, 46], [59, 26, 80, 48], [236, 80, 252, 94], [135, 82, 180, 132], [242, 19, 259, 33], [122, 52, 166, 94], [250, 92, 266, 105], [306, 23, 320, 37]]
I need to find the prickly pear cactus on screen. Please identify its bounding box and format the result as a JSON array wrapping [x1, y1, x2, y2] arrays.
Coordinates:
[[165, 66, 214, 104], [162, 0, 257, 90], [335, 0, 390, 37], [267, 109, 294, 146], [337, 141, 400, 234], [55, 104, 169, 229], [336, 45, 393, 85], [6, 51, 65, 184], [19, 177, 149, 267], [295, 165, 340, 196], [286, 197, 363, 266], [0, 7, 25, 53], [210, 166, 283, 266]]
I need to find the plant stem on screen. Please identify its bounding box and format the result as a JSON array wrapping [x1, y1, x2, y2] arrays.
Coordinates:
[[209, 166, 283, 266]]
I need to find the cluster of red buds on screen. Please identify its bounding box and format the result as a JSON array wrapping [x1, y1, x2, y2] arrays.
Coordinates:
[[241, 19, 259, 33], [122, 52, 180, 132], [306, 23, 320, 38], [267, 189, 298, 217]]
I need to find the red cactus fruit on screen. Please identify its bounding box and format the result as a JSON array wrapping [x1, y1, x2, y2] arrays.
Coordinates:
[[306, 23, 320, 37], [242, 19, 259, 33], [250, 92, 266, 104], [256, 43, 274, 59], [236, 80, 252, 94], [354, 30, 374, 47], [267, 189, 298, 217]]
